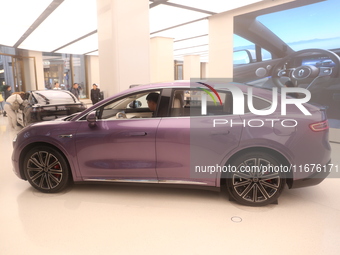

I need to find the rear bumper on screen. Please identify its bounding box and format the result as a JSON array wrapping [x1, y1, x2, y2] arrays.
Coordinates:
[[290, 160, 332, 189]]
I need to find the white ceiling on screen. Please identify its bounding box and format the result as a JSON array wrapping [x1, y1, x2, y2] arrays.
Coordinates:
[[0, 0, 265, 61]]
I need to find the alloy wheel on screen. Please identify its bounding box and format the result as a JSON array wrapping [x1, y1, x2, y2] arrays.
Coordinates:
[[26, 151, 64, 190], [232, 157, 281, 203]]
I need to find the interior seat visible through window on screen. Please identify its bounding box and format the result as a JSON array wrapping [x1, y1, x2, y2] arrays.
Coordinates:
[[171, 91, 185, 116], [170, 89, 233, 117]]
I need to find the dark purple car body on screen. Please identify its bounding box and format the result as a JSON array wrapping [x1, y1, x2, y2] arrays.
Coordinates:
[[12, 81, 331, 206]]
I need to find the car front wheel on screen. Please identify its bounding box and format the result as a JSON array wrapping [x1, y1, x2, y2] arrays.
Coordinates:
[[226, 152, 286, 206], [23, 146, 71, 193]]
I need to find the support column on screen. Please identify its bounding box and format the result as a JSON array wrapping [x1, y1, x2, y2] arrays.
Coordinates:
[[201, 62, 209, 79], [150, 37, 174, 83], [183, 55, 200, 80], [96, 0, 150, 97], [18, 49, 44, 90], [85, 55, 100, 93], [208, 13, 233, 79]]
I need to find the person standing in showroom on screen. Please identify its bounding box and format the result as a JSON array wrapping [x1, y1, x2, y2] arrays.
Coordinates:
[[3, 85, 12, 117], [4, 92, 24, 130], [53, 82, 61, 90], [0, 92, 4, 114], [70, 83, 80, 100], [90, 83, 101, 105]]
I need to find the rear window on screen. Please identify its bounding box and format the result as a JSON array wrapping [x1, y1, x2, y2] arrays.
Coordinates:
[[170, 89, 232, 117], [170, 89, 272, 116], [32, 90, 77, 105], [244, 95, 272, 113]]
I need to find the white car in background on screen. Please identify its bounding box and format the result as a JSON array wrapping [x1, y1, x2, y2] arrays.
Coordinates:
[[17, 90, 86, 127]]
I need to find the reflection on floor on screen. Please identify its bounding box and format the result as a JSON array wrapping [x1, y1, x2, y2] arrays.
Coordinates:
[[1, 115, 340, 255]]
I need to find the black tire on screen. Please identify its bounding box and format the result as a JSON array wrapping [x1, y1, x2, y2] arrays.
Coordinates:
[[22, 113, 27, 127], [23, 146, 71, 193], [225, 152, 286, 206]]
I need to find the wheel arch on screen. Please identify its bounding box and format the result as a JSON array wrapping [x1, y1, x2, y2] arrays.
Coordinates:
[[19, 142, 73, 181], [219, 146, 293, 188]]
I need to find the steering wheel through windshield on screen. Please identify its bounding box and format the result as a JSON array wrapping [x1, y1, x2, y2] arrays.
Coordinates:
[[272, 49, 340, 89]]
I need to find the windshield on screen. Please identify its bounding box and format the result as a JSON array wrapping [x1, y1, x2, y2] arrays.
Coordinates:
[[257, 0, 340, 51]]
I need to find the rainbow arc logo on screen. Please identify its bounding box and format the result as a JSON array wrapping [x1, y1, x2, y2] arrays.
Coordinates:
[[196, 82, 223, 106]]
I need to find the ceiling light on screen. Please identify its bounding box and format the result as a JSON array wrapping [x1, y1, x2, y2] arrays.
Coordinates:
[[19, 0, 97, 52], [151, 19, 208, 41], [1, 0, 52, 47], [55, 34, 98, 55], [174, 36, 208, 50], [169, 0, 264, 13], [86, 51, 98, 56], [149, 4, 210, 33]]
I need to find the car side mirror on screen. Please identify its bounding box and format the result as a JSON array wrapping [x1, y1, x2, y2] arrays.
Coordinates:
[[233, 50, 253, 65], [128, 100, 142, 108], [86, 111, 97, 127]]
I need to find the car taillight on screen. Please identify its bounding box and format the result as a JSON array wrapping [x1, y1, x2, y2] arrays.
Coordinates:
[[309, 120, 329, 132]]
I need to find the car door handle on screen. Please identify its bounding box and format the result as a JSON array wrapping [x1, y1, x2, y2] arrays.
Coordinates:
[[128, 132, 147, 136], [210, 131, 230, 136], [59, 134, 73, 138]]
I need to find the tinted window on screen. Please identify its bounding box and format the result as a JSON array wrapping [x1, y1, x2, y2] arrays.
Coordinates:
[[96, 90, 161, 120], [170, 89, 233, 117], [233, 34, 272, 64], [244, 94, 272, 113]]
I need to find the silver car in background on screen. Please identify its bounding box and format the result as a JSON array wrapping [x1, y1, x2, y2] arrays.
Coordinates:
[[17, 90, 86, 127]]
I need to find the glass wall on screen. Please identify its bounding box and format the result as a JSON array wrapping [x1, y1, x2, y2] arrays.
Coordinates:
[[43, 53, 87, 98], [72, 55, 86, 99], [1, 46, 87, 98], [43, 53, 71, 90], [0, 46, 33, 92], [0, 46, 16, 91], [174, 60, 183, 80]]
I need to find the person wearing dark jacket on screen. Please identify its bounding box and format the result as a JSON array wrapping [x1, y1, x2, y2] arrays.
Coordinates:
[[3, 85, 12, 117], [70, 83, 80, 100], [146, 92, 159, 117], [90, 83, 101, 105]]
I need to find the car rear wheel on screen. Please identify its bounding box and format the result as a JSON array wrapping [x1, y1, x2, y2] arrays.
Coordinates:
[[226, 152, 286, 206], [23, 146, 71, 193]]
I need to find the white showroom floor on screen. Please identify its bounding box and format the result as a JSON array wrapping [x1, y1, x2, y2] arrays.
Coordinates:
[[1, 114, 340, 255]]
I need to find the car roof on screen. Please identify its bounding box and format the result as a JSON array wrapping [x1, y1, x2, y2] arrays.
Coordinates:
[[73, 80, 322, 121], [124, 80, 268, 97], [31, 90, 79, 105]]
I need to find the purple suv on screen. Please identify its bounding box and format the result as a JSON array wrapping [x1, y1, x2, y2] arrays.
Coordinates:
[[12, 81, 331, 206]]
